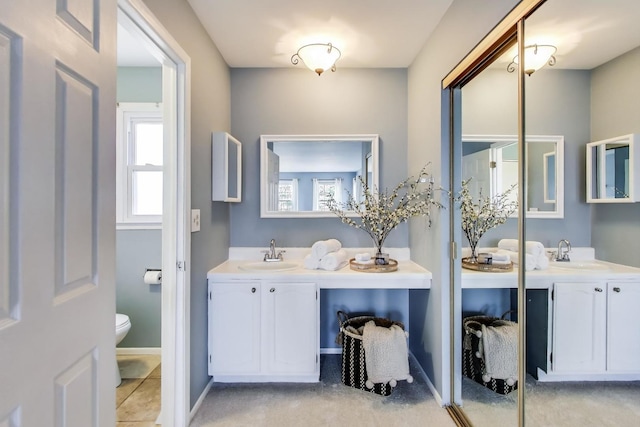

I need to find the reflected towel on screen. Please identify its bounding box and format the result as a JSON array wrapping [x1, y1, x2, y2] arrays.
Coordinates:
[[311, 239, 342, 259], [319, 249, 348, 271], [498, 239, 545, 257], [490, 252, 510, 263], [481, 320, 518, 383], [536, 254, 550, 270], [495, 249, 535, 271], [303, 254, 321, 270]]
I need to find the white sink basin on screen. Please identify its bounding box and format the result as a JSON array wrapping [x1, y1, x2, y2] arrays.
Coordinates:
[[238, 261, 299, 272], [551, 261, 610, 271]]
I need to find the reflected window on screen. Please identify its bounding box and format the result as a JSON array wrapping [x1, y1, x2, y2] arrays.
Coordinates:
[[313, 178, 342, 211], [278, 179, 298, 211]]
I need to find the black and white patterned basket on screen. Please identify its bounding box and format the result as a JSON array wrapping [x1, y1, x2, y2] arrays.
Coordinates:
[[337, 310, 404, 396]]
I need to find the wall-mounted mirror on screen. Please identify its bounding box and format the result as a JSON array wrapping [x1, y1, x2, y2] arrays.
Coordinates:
[[260, 134, 379, 218], [462, 134, 564, 218], [587, 133, 639, 203]]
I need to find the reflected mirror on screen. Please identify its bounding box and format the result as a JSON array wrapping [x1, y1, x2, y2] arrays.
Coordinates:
[[587, 133, 639, 202], [260, 134, 379, 218], [462, 135, 564, 218]]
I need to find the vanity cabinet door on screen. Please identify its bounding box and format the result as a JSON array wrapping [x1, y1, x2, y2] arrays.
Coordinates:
[[607, 282, 640, 372], [208, 282, 261, 375], [262, 282, 319, 376], [552, 282, 607, 373]]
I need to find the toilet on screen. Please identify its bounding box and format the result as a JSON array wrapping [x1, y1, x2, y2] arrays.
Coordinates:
[[115, 313, 132, 387]]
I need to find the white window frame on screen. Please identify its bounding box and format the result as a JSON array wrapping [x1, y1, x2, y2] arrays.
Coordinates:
[[313, 178, 342, 211], [278, 179, 298, 212], [116, 102, 163, 229]]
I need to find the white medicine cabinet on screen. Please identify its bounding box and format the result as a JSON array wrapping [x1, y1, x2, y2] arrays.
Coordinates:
[[212, 131, 242, 202], [587, 133, 639, 203]]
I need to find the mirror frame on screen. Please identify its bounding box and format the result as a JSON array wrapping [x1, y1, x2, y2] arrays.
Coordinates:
[[462, 134, 564, 219], [259, 134, 380, 218]]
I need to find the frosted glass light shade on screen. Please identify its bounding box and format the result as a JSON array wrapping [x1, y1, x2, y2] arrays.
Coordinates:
[[509, 44, 557, 75], [292, 43, 342, 76]]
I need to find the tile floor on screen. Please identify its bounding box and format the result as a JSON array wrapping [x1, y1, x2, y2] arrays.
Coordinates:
[[116, 354, 161, 427]]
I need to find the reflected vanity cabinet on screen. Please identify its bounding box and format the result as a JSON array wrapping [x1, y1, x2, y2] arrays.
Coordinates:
[[550, 281, 640, 378], [212, 131, 242, 202], [207, 280, 320, 382], [586, 133, 640, 203]]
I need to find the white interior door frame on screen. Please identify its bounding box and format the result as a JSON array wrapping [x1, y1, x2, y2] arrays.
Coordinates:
[[117, 1, 191, 425]]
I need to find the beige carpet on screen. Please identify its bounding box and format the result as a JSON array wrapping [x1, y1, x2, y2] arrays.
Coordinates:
[[461, 375, 640, 427], [190, 354, 456, 427]]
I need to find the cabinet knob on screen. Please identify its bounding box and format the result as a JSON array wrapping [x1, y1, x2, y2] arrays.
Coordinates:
[[251, 287, 256, 293], [613, 287, 621, 293], [270, 288, 275, 293], [595, 287, 603, 292]]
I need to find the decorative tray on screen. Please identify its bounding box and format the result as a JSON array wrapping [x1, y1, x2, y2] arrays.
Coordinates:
[[461, 257, 513, 272], [349, 258, 398, 273]]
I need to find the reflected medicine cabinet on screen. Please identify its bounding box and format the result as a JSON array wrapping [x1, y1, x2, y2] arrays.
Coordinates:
[[587, 133, 639, 203], [212, 132, 242, 202]]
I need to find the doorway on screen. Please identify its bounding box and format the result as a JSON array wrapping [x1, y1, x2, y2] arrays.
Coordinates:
[[117, 0, 192, 425]]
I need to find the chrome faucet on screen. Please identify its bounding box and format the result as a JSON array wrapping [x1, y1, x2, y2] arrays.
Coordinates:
[[555, 239, 571, 262], [263, 239, 285, 262]]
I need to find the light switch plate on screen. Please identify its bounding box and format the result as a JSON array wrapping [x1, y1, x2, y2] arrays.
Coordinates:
[[191, 209, 201, 232]]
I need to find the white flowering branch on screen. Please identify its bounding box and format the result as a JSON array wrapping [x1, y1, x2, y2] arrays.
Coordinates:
[[457, 179, 518, 260], [327, 164, 444, 252]]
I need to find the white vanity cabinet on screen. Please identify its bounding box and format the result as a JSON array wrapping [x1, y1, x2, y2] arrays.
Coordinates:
[[550, 281, 640, 378], [208, 280, 319, 382]]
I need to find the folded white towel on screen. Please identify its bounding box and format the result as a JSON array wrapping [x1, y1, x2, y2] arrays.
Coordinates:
[[355, 253, 371, 262], [319, 249, 348, 271], [311, 239, 342, 259], [303, 254, 320, 270], [491, 258, 511, 265], [490, 252, 510, 263], [536, 254, 549, 270], [498, 239, 545, 257], [495, 249, 535, 271]]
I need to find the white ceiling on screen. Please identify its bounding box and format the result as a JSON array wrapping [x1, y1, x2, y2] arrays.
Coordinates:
[[118, 0, 640, 71]]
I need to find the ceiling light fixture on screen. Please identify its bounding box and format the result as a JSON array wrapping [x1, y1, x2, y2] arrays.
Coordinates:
[[291, 43, 341, 76], [507, 44, 557, 76]]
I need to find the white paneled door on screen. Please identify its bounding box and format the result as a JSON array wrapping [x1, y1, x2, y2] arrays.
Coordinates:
[[0, 0, 117, 425]]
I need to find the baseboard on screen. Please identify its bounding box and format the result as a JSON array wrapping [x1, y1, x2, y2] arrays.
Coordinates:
[[190, 377, 214, 422], [116, 347, 162, 356], [409, 351, 444, 407], [320, 347, 342, 355]]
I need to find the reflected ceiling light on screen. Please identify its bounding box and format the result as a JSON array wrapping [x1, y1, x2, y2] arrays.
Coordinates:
[[507, 44, 557, 76], [291, 43, 341, 76]]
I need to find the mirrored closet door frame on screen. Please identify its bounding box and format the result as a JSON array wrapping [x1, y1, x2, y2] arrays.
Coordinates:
[[442, 0, 546, 426]]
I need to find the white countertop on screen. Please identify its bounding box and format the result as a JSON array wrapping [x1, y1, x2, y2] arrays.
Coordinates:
[[462, 259, 640, 289], [207, 247, 431, 289]]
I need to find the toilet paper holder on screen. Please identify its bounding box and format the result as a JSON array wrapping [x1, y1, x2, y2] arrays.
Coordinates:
[[143, 268, 162, 285]]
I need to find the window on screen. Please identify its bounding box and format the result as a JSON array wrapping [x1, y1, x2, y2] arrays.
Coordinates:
[[313, 178, 342, 211], [116, 103, 163, 228], [278, 179, 298, 211]]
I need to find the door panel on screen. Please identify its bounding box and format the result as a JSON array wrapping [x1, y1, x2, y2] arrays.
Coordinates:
[[0, 0, 116, 425]]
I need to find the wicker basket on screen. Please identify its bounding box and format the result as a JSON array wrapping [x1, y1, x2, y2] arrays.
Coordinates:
[[337, 311, 405, 396]]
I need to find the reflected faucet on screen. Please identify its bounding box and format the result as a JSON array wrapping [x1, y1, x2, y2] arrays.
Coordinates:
[[555, 239, 571, 262], [263, 239, 285, 262]]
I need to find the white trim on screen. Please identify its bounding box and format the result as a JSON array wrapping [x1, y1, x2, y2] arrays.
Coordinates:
[[117, 1, 191, 426], [320, 347, 342, 354], [116, 347, 162, 355], [189, 377, 214, 422], [409, 352, 445, 407]]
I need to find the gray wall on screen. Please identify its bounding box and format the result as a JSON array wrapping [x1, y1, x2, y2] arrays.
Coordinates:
[[407, 0, 520, 404], [229, 68, 409, 249], [116, 67, 163, 348], [142, 0, 232, 409], [591, 47, 640, 266], [462, 68, 592, 247]]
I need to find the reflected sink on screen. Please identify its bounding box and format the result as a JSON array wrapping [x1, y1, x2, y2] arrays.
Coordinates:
[[551, 261, 610, 271], [238, 261, 299, 272]]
